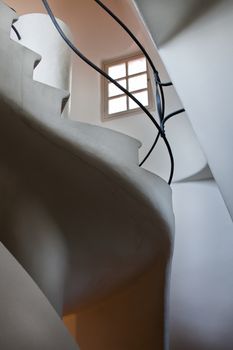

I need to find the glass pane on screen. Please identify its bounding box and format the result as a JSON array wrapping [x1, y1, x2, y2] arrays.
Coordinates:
[[128, 73, 147, 92], [129, 90, 149, 110], [109, 95, 127, 114], [108, 63, 126, 79], [128, 57, 147, 75], [108, 79, 126, 97]]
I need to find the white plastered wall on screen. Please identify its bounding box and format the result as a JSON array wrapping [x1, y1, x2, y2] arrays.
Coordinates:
[[170, 180, 233, 350], [133, 0, 233, 218], [132, 1, 233, 348]]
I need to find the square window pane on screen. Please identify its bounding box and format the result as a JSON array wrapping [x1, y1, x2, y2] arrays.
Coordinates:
[[108, 79, 126, 97], [129, 90, 149, 110], [128, 57, 147, 75], [128, 73, 147, 92], [109, 95, 127, 114], [108, 63, 126, 79]]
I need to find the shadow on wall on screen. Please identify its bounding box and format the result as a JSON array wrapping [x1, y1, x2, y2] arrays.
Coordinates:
[[135, 0, 223, 46], [164, 0, 223, 45], [171, 322, 233, 350], [170, 181, 233, 350]]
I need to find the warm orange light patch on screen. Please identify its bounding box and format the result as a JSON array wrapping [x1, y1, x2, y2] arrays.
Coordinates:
[[63, 314, 78, 341]]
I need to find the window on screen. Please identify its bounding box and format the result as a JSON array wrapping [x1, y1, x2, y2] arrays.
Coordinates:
[[102, 54, 154, 120]]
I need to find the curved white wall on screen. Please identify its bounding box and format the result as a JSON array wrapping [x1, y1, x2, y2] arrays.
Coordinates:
[[133, 0, 217, 46], [134, 0, 233, 218], [170, 180, 233, 349], [130, 3, 233, 349]]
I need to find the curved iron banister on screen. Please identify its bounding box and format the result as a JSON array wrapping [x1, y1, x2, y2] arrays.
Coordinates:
[[94, 0, 171, 87], [163, 109, 185, 124], [11, 24, 21, 40], [42, 0, 162, 134], [42, 0, 181, 185], [95, 0, 186, 183], [139, 132, 160, 167], [139, 109, 185, 167], [9, 7, 21, 40], [94, 0, 168, 128]]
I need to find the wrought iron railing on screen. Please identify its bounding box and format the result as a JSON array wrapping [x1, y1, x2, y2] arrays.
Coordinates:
[[11, 24, 21, 40], [13, 0, 185, 185], [94, 0, 185, 176], [9, 7, 21, 40]]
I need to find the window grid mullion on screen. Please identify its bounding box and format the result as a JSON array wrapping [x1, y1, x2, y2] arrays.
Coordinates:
[[127, 71, 147, 79], [108, 93, 126, 101], [107, 75, 127, 100], [108, 87, 147, 102], [128, 87, 148, 95], [108, 76, 127, 85]]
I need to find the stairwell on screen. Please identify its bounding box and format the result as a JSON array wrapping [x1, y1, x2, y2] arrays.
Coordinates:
[[0, 2, 174, 349]]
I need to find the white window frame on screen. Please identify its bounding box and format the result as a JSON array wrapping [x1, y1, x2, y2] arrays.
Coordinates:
[[101, 53, 155, 121]]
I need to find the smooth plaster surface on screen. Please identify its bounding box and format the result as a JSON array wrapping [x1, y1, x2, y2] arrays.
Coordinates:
[[0, 242, 80, 350], [61, 179, 233, 350], [0, 2, 174, 349], [170, 180, 233, 350], [133, 0, 221, 46], [133, 0, 233, 220]]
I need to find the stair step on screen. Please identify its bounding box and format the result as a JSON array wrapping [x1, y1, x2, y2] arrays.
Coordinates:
[[22, 78, 70, 120], [63, 121, 142, 165], [0, 31, 22, 104], [21, 45, 42, 79], [0, 29, 69, 119], [0, 2, 18, 36]]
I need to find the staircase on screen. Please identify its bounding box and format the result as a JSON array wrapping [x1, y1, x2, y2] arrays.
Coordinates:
[[0, 2, 174, 349]]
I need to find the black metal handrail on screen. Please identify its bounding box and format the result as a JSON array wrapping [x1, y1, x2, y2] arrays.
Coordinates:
[[94, 0, 172, 87], [139, 108, 185, 167], [94, 1, 186, 176], [95, 0, 168, 131], [9, 7, 21, 40], [11, 24, 21, 40], [42, 0, 162, 133], [40, 0, 184, 184]]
